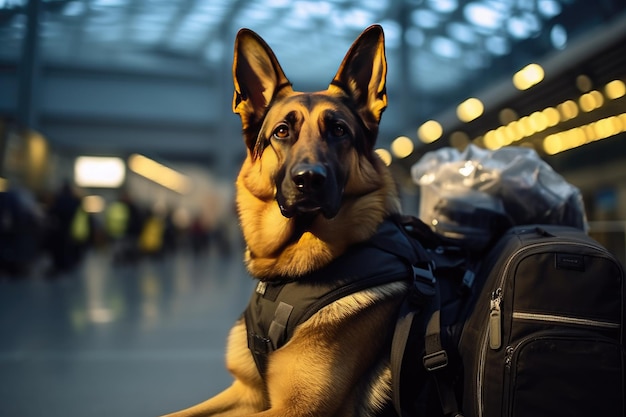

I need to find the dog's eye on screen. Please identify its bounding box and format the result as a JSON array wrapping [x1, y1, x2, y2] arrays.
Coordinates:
[[330, 122, 347, 138], [273, 124, 290, 140]]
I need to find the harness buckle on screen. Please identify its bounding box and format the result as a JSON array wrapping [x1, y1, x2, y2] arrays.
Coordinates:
[[423, 349, 449, 371], [409, 263, 436, 306]]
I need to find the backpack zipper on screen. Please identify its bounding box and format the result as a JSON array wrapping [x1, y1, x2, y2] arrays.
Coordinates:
[[488, 288, 503, 350], [475, 238, 614, 417], [511, 312, 620, 329]]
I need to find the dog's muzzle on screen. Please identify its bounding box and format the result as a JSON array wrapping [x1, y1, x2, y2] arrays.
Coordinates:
[[276, 162, 341, 219], [293, 163, 327, 196]]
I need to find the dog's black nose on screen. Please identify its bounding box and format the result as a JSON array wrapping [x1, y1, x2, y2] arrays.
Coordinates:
[[292, 164, 327, 193]]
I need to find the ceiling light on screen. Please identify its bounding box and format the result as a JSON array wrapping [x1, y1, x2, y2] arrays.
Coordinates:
[[538, 0, 562, 18], [75, 156, 126, 188], [342, 8, 374, 30], [456, 97, 484, 122], [594, 116, 622, 138], [550, 24, 567, 49], [293, 0, 332, 18], [485, 36, 509, 56], [507, 13, 541, 40], [579, 90, 604, 112], [262, 0, 291, 7], [565, 128, 586, 149], [483, 130, 499, 150], [431, 36, 461, 59], [0, 0, 26, 8], [499, 108, 518, 125], [391, 136, 414, 159], [411, 9, 440, 29], [529, 111, 548, 132], [575, 75, 593, 93], [361, 0, 390, 12], [543, 112, 626, 155], [428, 0, 458, 13], [447, 22, 478, 44], [518, 116, 535, 136], [464, 2, 503, 31], [128, 154, 190, 194], [512, 63, 544, 90], [605, 80, 626, 100], [557, 100, 579, 121], [375, 149, 392, 166], [405, 27, 425, 48], [543, 133, 564, 155], [417, 120, 443, 143], [92, 0, 127, 7], [507, 121, 524, 142], [63, 1, 86, 16], [542, 107, 560, 127], [449, 131, 470, 150]]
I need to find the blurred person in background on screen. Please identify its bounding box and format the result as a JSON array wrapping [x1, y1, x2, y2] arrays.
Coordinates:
[[105, 191, 143, 264], [0, 183, 46, 277], [138, 204, 169, 258], [44, 180, 85, 275]]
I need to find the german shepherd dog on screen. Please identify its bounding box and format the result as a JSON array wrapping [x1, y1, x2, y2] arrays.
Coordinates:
[[163, 25, 410, 417]]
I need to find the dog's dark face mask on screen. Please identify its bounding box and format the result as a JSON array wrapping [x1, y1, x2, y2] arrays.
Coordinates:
[[262, 94, 370, 221]]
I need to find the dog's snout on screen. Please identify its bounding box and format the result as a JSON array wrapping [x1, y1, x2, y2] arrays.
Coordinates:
[[292, 164, 327, 193]]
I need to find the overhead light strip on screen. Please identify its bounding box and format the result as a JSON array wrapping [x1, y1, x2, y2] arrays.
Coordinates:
[[542, 112, 626, 155], [127, 154, 191, 194]]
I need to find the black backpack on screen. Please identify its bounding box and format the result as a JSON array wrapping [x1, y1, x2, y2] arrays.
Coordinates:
[[457, 224, 625, 417], [392, 220, 626, 417]]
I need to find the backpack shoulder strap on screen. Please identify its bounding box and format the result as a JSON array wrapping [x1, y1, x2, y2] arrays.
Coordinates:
[[386, 215, 465, 417]]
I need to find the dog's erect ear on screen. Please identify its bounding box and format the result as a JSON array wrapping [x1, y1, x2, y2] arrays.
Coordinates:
[[329, 25, 387, 132], [233, 29, 293, 150]]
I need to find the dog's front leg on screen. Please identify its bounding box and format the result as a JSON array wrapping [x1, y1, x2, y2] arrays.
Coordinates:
[[160, 380, 264, 417]]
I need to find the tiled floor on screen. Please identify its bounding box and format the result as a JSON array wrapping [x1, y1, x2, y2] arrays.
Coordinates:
[[0, 248, 255, 417]]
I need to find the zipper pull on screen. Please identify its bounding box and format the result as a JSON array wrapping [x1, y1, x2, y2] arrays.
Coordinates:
[[489, 288, 502, 350], [504, 346, 514, 369]]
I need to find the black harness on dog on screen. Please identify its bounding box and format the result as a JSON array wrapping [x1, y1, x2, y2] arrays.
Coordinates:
[[243, 217, 431, 376]]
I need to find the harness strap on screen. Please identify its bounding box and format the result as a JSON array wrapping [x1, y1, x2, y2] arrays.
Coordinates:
[[424, 311, 447, 371], [423, 290, 463, 417], [245, 281, 290, 374], [391, 263, 437, 417], [268, 302, 294, 350], [245, 313, 271, 374], [425, 309, 462, 416], [391, 301, 418, 417]]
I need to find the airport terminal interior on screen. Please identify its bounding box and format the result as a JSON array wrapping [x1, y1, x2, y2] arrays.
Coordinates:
[[1, 0, 626, 415]]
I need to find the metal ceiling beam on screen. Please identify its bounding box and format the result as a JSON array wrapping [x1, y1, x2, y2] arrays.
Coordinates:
[[195, 0, 247, 56], [157, 0, 197, 48], [17, 0, 42, 130]]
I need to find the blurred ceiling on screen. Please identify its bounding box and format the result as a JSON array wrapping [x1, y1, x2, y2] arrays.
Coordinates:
[[5, 0, 624, 91], [1, 0, 626, 170]]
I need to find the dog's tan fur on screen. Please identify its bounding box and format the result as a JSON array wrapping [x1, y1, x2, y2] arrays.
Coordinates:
[[163, 25, 407, 417]]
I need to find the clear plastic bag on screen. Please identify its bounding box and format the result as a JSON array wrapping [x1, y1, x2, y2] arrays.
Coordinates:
[[411, 145, 587, 250]]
